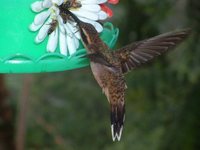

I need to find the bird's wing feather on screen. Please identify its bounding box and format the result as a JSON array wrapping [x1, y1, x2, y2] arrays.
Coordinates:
[[113, 29, 191, 74]]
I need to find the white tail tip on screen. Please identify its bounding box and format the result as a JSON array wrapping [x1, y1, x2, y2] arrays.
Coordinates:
[[111, 125, 123, 141]]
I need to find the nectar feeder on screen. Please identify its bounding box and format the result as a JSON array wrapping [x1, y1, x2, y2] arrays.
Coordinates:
[[0, 0, 119, 73]]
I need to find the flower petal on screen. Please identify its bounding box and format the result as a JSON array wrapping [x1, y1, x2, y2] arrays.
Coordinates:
[[81, 0, 99, 4], [71, 9, 99, 21], [98, 10, 108, 20], [65, 24, 77, 55], [70, 21, 81, 39], [81, 0, 107, 4], [42, 0, 52, 8], [93, 22, 103, 33], [81, 4, 101, 13], [66, 22, 80, 50], [52, 0, 64, 6], [58, 16, 65, 34], [97, 0, 107, 4], [47, 28, 58, 52], [78, 17, 103, 33], [67, 36, 77, 55], [59, 31, 68, 55], [34, 10, 50, 26], [29, 22, 43, 31], [67, 22, 78, 35], [75, 31, 81, 39], [35, 19, 51, 43], [74, 37, 80, 49], [31, 1, 44, 12], [51, 5, 60, 16]]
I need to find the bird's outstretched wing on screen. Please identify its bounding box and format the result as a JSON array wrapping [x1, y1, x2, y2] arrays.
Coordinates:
[[113, 29, 191, 74]]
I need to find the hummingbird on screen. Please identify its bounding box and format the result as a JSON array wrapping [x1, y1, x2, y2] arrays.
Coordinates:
[[62, 8, 191, 141]]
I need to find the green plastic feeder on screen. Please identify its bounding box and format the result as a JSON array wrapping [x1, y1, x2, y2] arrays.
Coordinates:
[[0, 0, 119, 73]]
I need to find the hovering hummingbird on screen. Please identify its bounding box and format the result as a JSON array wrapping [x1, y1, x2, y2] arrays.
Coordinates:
[[62, 8, 190, 141]]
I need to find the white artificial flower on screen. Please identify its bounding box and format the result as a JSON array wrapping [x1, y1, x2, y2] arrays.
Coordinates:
[[30, 0, 109, 56]]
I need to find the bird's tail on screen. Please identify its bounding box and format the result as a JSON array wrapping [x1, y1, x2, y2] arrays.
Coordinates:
[[110, 104, 125, 141]]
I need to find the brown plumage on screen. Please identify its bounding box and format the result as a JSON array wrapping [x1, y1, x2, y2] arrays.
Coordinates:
[[64, 8, 191, 141]]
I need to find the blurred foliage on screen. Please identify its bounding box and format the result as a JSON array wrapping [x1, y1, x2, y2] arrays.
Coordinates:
[[4, 0, 200, 149]]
